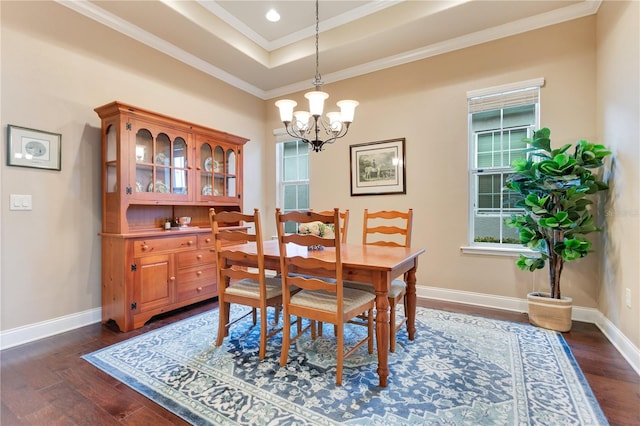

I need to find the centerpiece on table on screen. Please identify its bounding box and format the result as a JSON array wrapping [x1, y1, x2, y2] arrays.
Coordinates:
[[298, 221, 335, 250]]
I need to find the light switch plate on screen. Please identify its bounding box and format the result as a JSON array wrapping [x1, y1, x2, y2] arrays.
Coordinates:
[[10, 194, 32, 211]]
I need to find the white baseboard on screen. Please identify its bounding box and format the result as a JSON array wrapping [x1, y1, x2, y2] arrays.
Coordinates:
[[0, 308, 102, 351], [592, 310, 640, 376], [2, 288, 639, 378], [417, 285, 640, 376]]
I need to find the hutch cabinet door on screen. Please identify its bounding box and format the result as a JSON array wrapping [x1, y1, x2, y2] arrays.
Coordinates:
[[132, 253, 175, 313], [195, 138, 216, 200], [128, 119, 193, 203], [195, 137, 242, 203]]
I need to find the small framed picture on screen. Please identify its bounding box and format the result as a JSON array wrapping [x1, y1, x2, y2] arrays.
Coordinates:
[[350, 138, 406, 196], [7, 125, 61, 171]]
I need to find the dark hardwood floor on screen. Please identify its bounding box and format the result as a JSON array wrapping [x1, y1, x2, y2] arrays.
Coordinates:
[[1, 299, 638, 425]]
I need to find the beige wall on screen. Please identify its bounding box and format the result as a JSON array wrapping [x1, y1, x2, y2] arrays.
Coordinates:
[[266, 17, 603, 305], [596, 0, 640, 352], [1, 1, 638, 354], [0, 1, 267, 330], [265, 9, 639, 351]]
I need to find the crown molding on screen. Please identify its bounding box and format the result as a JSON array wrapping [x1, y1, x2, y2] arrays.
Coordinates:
[[56, 0, 266, 98], [56, 0, 601, 101]]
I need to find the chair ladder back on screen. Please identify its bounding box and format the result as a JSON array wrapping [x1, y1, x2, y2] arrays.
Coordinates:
[[362, 208, 413, 248], [209, 208, 266, 291], [275, 208, 343, 312]]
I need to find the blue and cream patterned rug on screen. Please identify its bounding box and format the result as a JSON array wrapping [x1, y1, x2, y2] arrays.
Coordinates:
[[83, 307, 608, 425]]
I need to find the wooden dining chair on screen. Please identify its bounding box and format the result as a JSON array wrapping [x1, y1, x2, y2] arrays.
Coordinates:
[[275, 208, 375, 386], [347, 208, 413, 352], [209, 208, 283, 360], [298, 209, 350, 337]]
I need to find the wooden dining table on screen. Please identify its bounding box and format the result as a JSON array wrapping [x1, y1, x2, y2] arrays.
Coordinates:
[[227, 239, 425, 387]]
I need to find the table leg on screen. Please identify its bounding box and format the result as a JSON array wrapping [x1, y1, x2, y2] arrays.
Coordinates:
[[405, 263, 417, 341], [374, 282, 390, 387]]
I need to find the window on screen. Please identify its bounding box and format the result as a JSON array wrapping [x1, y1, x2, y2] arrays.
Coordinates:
[[467, 79, 543, 247], [277, 140, 310, 233]]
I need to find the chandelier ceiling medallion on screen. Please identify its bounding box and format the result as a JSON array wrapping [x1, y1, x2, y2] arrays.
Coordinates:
[[275, 0, 359, 152]]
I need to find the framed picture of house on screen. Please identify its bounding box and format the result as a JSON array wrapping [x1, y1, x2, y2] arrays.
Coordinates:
[[350, 138, 406, 196], [7, 125, 61, 171]]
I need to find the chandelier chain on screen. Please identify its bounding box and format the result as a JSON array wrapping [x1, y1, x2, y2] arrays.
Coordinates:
[[313, 0, 322, 88], [274, 0, 357, 152]]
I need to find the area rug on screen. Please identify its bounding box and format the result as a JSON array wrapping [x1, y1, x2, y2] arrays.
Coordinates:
[[83, 307, 608, 425]]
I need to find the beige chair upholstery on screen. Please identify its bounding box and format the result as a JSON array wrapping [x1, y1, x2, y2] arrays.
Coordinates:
[[275, 208, 375, 386], [209, 208, 283, 360]]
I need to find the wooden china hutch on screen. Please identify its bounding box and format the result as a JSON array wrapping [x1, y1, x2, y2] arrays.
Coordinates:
[[95, 102, 248, 331]]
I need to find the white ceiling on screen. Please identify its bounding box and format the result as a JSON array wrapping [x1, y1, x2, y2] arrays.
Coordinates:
[[57, 0, 600, 100]]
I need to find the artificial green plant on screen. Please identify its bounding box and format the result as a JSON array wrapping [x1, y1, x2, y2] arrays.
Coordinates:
[[504, 128, 611, 299]]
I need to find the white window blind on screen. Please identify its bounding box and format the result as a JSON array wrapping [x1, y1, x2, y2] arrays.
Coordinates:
[[467, 78, 544, 113]]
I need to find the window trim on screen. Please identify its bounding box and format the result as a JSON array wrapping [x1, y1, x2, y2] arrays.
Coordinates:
[[275, 133, 310, 216], [460, 244, 539, 257], [466, 78, 544, 254], [466, 77, 545, 99]]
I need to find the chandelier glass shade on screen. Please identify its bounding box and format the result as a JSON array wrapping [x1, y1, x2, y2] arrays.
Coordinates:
[[275, 0, 358, 152]]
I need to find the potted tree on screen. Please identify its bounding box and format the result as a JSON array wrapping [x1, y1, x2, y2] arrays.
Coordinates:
[[504, 128, 611, 332]]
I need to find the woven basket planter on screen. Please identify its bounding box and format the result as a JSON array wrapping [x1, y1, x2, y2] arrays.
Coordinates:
[[527, 292, 573, 332]]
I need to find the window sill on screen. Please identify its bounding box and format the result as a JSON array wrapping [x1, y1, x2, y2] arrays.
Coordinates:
[[460, 245, 539, 257]]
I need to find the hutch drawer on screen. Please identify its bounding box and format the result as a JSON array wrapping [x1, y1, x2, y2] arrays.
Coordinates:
[[133, 235, 196, 257], [176, 248, 216, 269]]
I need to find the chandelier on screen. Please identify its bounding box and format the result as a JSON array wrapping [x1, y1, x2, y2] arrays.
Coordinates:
[[275, 0, 359, 152]]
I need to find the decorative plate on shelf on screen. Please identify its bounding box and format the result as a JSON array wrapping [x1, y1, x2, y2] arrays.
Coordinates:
[[147, 181, 169, 193], [201, 185, 213, 196], [155, 181, 169, 193], [155, 153, 168, 165], [136, 181, 143, 192], [204, 157, 213, 172]]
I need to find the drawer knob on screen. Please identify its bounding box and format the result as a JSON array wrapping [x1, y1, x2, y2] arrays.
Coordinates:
[[197, 287, 203, 292], [196, 271, 202, 276], [205, 238, 211, 243], [187, 240, 194, 246], [196, 254, 203, 260], [141, 244, 149, 251]]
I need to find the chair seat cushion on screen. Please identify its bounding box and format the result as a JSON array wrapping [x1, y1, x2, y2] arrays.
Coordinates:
[[291, 287, 375, 312], [344, 279, 406, 299], [225, 277, 283, 299]]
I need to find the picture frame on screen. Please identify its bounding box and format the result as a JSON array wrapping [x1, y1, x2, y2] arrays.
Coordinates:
[[6, 125, 61, 171], [350, 138, 406, 196]]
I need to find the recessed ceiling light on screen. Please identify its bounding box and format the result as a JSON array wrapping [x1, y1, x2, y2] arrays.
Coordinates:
[[266, 9, 280, 22]]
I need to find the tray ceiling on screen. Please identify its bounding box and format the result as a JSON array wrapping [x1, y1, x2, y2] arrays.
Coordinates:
[[57, 0, 600, 99]]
